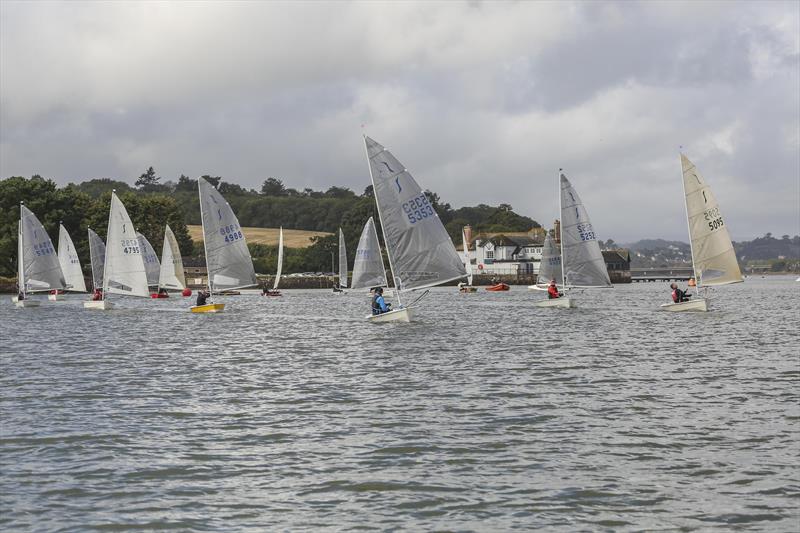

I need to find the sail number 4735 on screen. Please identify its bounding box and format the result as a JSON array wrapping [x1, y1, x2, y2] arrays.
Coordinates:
[[402, 194, 434, 224]]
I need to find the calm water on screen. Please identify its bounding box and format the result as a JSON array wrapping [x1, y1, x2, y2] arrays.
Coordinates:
[[1, 278, 798, 531]]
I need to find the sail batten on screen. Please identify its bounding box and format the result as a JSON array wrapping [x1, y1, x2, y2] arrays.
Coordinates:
[[338, 228, 348, 288], [560, 174, 611, 288], [104, 193, 150, 298], [58, 224, 86, 292], [19, 205, 65, 293], [198, 177, 257, 291], [351, 217, 388, 290], [365, 136, 466, 292], [681, 154, 742, 287], [158, 225, 186, 290]]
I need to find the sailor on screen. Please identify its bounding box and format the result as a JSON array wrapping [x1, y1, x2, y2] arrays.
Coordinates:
[[196, 290, 209, 306], [92, 288, 102, 301], [547, 279, 562, 299], [670, 282, 691, 303], [371, 287, 391, 315]]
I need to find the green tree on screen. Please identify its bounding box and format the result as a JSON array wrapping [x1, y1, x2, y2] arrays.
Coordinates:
[[261, 177, 287, 196], [135, 166, 160, 190]]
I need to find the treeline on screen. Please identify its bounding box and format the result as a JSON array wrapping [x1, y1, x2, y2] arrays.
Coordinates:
[[1, 171, 541, 277]]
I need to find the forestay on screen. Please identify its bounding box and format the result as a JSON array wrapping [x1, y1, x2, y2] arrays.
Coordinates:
[[58, 224, 87, 292], [681, 154, 742, 287], [104, 193, 150, 298], [158, 225, 186, 290], [273, 227, 284, 290], [462, 228, 473, 286], [88, 228, 106, 290], [198, 177, 257, 291], [19, 205, 65, 292], [351, 217, 388, 289], [538, 233, 563, 286], [338, 228, 348, 288], [560, 174, 611, 288], [137, 232, 161, 287], [365, 136, 466, 291]]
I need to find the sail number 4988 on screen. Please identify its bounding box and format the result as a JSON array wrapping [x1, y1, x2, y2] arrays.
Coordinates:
[[402, 194, 434, 224]]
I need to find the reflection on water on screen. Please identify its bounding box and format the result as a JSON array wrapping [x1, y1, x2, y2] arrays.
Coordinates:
[[1, 277, 798, 530]]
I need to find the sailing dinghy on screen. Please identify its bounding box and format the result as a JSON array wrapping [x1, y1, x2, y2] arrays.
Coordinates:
[[87, 228, 106, 299], [528, 233, 561, 292], [263, 227, 283, 296], [12, 203, 65, 307], [84, 191, 150, 310], [137, 232, 161, 294], [364, 136, 467, 322], [536, 172, 611, 308], [51, 223, 87, 300], [459, 228, 477, 292], [351, 216, 393, 296], [155, 224, 187, 297], [333, 228, 348, 293], [660, 154, 742, 312], [194, 177, 257, 312]]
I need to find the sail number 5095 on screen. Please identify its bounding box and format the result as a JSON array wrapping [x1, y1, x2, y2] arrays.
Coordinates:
[[402, 194, 434, 224]]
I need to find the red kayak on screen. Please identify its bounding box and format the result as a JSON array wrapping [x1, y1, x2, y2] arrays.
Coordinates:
[[486, 283, 510, 292]]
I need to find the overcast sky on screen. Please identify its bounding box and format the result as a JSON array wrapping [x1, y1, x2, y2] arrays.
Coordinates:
[[1, 1, 798, 241]]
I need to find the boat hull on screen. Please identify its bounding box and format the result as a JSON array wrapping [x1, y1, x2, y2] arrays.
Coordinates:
[[486, 283, 510, 292], [191, 303, 225, 313], [48, 293, 63, 301], [83, 300, 113, 310], [150, 293, 169, 299], [367, 307, 413, 323], [12, 297, 41, 308], [528, 285, 548, 291], [535, 297, 574, 308], [660, 298, 708, 312], [459, 286, 477, 293]]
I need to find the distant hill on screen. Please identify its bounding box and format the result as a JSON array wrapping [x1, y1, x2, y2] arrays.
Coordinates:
[[623, 239, 690, 251]]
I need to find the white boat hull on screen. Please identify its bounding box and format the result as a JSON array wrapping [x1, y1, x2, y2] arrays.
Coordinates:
[[535, 297, 574, 308], [83, 300, 114, 310], [48, 293, 63, 301], [367, 307, 414, 323], [12, 297, 41, 308], [660, 298, 708, 312]]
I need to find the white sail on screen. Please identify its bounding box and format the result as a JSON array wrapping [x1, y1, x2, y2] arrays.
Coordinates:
[[137, 232, 161, 288], [462, 228, 473, 286], [338, 228, 348, 288], [681, 154, 743, 287], [57, 224, 87, 292], [19, 204, 65, 292], [104, 192, 150, 298], [560, 173, 611, 288], [88, 228, 106, 290], [273, 227, 284, 290], [198, 177, 257, 291], [537, 233, 562, 286], [365, 136, 466, 292], [351, 217, 388, 289], [158, 225, 186, 290]]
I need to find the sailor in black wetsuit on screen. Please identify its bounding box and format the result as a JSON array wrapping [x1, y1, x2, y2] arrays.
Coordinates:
[[196, 290, 209, 306], [670, 282, 691, 303]]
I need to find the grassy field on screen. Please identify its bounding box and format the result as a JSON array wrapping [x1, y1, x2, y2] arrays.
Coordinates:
[[187, 226, 331, 248]]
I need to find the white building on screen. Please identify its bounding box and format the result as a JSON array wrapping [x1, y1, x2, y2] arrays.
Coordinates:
[[470, 234, 545, 276]]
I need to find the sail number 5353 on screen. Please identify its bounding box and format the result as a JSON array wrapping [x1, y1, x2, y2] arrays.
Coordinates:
[[402, 194, 434, 224]]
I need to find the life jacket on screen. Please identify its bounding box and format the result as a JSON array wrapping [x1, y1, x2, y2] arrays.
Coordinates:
[[372, 294, 382, 313], [548, 285, 559, 299], [671, 289, 679, 303]]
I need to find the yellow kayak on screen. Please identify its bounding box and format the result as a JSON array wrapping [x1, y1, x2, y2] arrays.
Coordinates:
[[190, 303, 225, 313]]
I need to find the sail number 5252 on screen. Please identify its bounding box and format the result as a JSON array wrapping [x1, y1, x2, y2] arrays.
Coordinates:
[[402, 194, 434, 224]]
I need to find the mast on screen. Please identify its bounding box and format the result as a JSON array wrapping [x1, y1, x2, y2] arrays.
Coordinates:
[[679, 152, 700, 292], [101, 192, 114, 301], [558, 170, 567, 288], [18, 203, 24, 298], [198, 178, 212, 293], [364, 135, 403, 307]]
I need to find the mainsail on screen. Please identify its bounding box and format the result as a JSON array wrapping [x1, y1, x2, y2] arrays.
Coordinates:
[[273, 227, 284, 290], [338, 228, 348, 288], [158, 225, 186, 290], [104, 192, 150, 298], [560, 174, 611, 288], [88, 228, 106, 290], [681, 154, 743, 287], [365, 136, 466, 291], [198, 177, 257, 291], [137, 232, 161, 288], [57, 224, 87, 292], [462, 228, 473, 286], [537, 233, 563, 286], [351, 217, 387, 289], [19, 204, 65, 292]]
